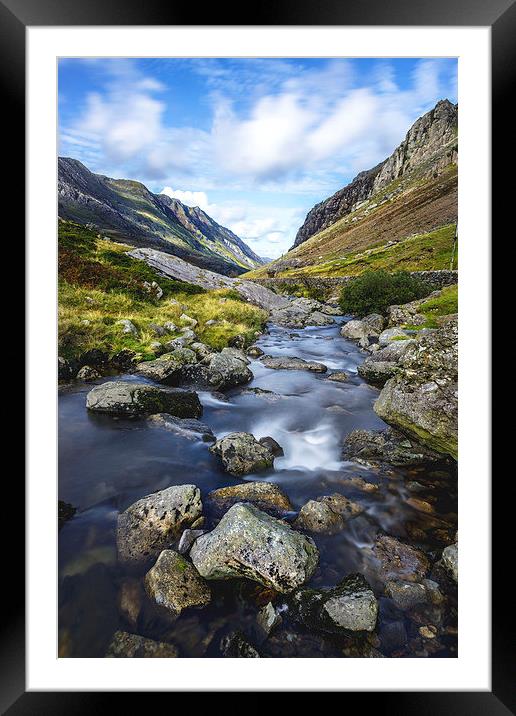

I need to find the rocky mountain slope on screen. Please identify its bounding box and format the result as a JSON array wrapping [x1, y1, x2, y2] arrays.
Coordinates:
[[58, 158, 264, 276], [247, 100, 457, 281]]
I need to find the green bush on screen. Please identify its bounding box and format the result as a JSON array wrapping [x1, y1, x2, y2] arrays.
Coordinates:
[[338, 270, 431, 317]]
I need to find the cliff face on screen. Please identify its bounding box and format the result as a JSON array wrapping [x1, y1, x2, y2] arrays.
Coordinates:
[[58, 158, 264, 276], [292, 100, 457, 249]]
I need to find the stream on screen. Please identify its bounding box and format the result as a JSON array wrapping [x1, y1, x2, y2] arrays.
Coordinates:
[[58, 317, 457, 658]]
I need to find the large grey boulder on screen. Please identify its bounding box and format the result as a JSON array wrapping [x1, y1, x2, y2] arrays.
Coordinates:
[[86, 381, 202, 418], [294, 494, 363, 535], [206, 348, 253, 389], [261, 355, 327, 372], [374, 317, 458, 459], [342, 427, 442, 467], [116, 485, 203, 567], [289, 574, 378, 633], [207, 482, 293, 516], [106, 631, 178, 658], [190, 503, 319, 593], [209, 432, 274, 476], [144, 549, 211, 615]]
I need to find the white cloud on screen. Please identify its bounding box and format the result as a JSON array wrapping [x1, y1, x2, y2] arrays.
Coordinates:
[[61, 58, 457, 257], [160, 187, 210, 211]]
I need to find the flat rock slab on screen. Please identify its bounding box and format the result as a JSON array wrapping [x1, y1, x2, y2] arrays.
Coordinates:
[[117, 485, 203, 567], [144, 549, 211, 615], [261, 355, 327, 373], [190, 503, 319, 593], [86, 381, 202, 418], [147, 413, 215, 442], [128, 247, 289, 312], [207, 482, 293, 517], [106, 631, 178, 658]]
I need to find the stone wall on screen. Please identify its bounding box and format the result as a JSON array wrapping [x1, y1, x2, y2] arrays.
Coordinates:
[[248, 270, 458, 296]]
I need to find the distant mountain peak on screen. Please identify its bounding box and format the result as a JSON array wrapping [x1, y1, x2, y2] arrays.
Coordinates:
[[58, 158, 264, 276]]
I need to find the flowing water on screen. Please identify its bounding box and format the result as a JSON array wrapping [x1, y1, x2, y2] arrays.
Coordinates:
[[58, 318, 457, 658]]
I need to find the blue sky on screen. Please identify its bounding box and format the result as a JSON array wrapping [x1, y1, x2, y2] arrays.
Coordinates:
[[59, 57, 457, 258]]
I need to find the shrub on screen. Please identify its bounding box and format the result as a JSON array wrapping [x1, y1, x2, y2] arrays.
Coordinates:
[[338, 270, 431, 317]]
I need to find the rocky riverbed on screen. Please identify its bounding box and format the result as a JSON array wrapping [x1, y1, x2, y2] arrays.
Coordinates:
[[58, 307, 458, 658]]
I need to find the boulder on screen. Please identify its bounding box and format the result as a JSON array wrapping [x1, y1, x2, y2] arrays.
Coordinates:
[[134, 357, 184, 384], [340, 314, 383, 343], [342, 427, 442, 467], [378, 327, 410, 346], [386, 291, 441, 327], [116, 319, 138, 335], [321, 304, 342, 316], [374, 318, 458, 459], [116, 485, 203, 567], [371, 535, 430, 584], [209, 432, 275, 476], [206, 348, 253, 389], [385, 580, 428, 610], [247, 345, 264, 358], [357, 360, 397, 386], [106, 631, 178, 658], [220, 631, 260, 658], [307, 311, 335, 326], [362, 313, 385, 333], [86, 381, 202, 418], [190, 342, 212, 363], [146, 413, 215, 442], [190, 503, 319, 593], [294, 494, 363, 535], [144, 549, 211, 615], [327, 371, 349, 382], [240, 387, 282, 402], [206, 482, 293, 517], [258, 436, 284, 457], [289, 574, 378, 633], [76, 365, 101, 381], [58, 356, 75, 381], [177, 529, 206, 555], [149, 323, 166, 337], [261, 355, 327, 373], [441, 542, 458, 583], [257, 602, 283, 636]]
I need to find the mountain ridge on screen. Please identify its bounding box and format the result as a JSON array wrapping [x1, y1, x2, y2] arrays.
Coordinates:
[[292, 99, 458, 250], [58, 158, 264, 277]]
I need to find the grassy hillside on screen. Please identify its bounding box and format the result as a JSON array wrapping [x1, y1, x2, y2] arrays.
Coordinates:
[[246, 165, 457, 280], [58, 221, 267, 361]]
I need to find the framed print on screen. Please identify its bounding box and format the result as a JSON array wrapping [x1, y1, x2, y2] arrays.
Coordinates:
[[4, 0, 510, 709]]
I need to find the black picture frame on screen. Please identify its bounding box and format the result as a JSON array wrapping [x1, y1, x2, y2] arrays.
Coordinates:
[[5, 0, 507, 710]]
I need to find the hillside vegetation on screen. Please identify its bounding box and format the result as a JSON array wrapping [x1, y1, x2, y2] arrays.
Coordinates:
[[58, 221, 267, 361]]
